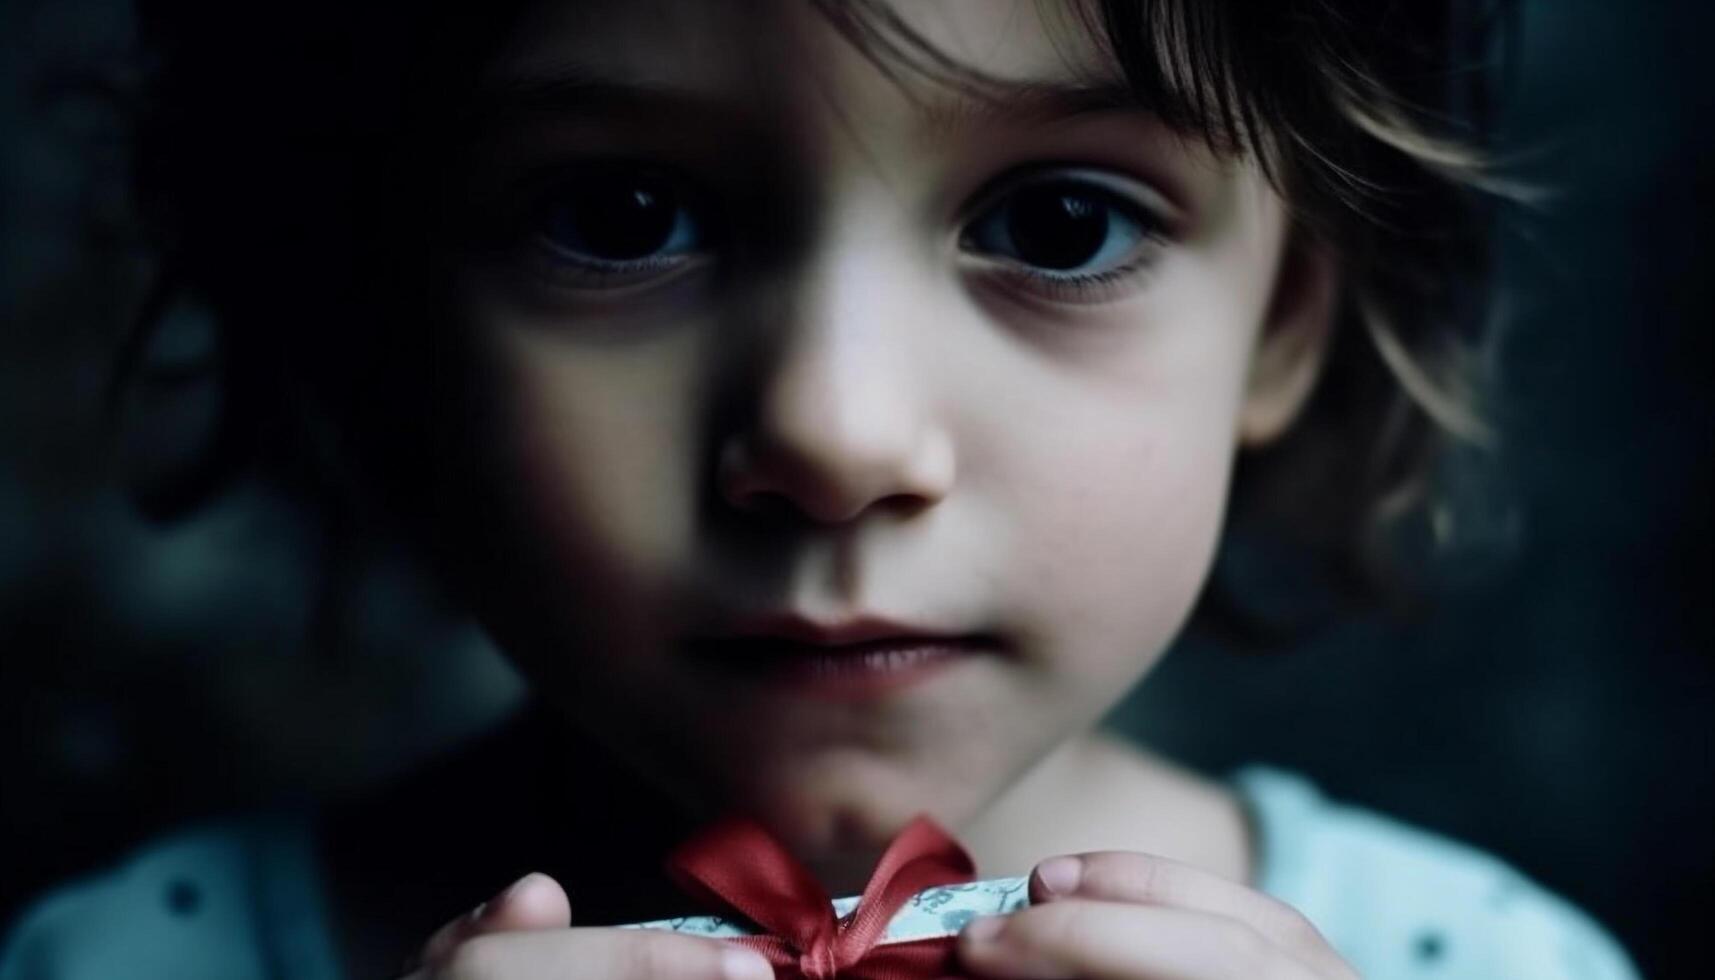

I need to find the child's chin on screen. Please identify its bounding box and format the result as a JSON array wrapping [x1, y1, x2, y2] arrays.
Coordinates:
[[738, 765, 982, 861]]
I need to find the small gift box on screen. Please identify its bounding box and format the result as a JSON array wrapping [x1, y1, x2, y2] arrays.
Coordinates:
[[621, 815, 1029, 979], [622, 874, 1031, 943]]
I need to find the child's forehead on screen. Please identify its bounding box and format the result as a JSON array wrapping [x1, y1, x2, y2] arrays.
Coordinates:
[[487, 0, 1119, 118]]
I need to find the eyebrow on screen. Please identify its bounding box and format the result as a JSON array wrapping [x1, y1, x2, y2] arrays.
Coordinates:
[[915, 78, 1148, 136], [473, 65, 749, 124]]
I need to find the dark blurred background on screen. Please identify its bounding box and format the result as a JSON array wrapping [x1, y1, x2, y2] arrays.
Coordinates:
[[1, 0, 1709, 976]]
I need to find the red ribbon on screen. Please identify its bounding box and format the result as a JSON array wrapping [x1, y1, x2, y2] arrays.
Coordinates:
[[666, 814, 977, 980]]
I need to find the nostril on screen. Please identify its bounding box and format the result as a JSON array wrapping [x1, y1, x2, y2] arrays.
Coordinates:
[[729, 490, 807, 522], [716, 424, 955, 522], [715, 439, 775, 512]]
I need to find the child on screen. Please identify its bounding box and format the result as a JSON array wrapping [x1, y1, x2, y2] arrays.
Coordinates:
[[0, 1, 1641, 978]]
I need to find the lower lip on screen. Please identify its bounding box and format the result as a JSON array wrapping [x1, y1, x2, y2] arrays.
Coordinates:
[[685, 637, 987, 701]]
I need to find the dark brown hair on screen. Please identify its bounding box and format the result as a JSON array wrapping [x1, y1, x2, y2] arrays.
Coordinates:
[[126, 0, 1519, 638]]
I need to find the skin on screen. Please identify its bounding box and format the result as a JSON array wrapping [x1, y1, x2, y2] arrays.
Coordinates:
[[381, 0, 1354, 977]]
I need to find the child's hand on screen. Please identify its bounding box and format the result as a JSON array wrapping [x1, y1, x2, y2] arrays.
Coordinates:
[[957, 853, 1358, 980], [399, 872, 775, 980]]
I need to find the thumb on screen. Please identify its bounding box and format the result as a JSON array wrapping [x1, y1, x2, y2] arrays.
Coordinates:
[[415, 872, 573, 969]]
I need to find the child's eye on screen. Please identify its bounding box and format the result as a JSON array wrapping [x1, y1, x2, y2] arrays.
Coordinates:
[[529, 168, 709, 285], [961, 171, 1168, 302]]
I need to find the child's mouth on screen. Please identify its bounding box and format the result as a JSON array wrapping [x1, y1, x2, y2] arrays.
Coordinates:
[[680, 616, 996, 702]]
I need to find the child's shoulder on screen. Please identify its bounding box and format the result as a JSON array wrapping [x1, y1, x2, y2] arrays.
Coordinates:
[[1232, 765, 1640, 979], [0, 813, 339, 980]]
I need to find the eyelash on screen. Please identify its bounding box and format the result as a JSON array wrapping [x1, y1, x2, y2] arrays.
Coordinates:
[[988, 261, 1155, 305], [510, 164, 714, 291], [956, 166, 1173, 304], [533, 251, 701, 290]]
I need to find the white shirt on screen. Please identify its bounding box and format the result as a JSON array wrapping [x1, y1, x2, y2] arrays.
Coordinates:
[[0, 767, 1640, 979]]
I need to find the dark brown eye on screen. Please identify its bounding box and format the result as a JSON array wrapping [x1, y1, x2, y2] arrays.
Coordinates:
[[539, 172, 703, 264], [964, 176, 1157, 276], [1004, 184, 1108, 269]]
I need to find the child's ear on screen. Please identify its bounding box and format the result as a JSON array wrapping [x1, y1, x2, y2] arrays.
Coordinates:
[[1238, 228, 1341, 446]]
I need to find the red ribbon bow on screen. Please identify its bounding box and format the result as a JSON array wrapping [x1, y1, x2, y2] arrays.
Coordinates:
[[666, 815, 977, 980]]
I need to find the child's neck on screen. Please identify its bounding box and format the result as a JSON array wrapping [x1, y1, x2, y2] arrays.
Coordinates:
[[321, 711, 1252, 977], [534, 714, 1252, 903], [954, 730, 1254, 888], [567, 725, 1253, 903]]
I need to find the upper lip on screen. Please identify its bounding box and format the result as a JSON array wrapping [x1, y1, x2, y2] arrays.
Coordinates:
[[702, 613, 970, 648]]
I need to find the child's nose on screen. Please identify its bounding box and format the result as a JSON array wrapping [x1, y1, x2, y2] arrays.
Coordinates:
[[716, 246, 957, 524]]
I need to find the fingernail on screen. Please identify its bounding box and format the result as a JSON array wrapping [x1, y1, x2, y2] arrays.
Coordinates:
[[720, 946, 775, 980], [1035, 856, 1081, 897], [962, 915, 1007, 943], [498, 872, 541, 903], [474, 872, 536, 920]]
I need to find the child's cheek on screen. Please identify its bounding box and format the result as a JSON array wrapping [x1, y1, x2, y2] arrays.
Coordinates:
[[519, 354, 685, 555], [971, 305, 1258, 715], [471, 305, 716, 650], [1005, 424, 1233, 691]]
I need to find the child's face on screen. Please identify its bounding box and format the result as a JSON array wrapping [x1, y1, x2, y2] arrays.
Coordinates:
[[443, 0, 1325, 853]]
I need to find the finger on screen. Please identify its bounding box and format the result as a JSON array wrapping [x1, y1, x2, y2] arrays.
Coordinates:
[[1029, 852, 1354, 978], [474, 872, 573, 932], [416, 872, 573, 969], [958, 900, 1324, 980], [425, 928, 775, 980]]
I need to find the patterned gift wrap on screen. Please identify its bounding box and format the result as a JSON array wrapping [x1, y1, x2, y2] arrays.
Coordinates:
[[622, 876, 1031, 944]]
